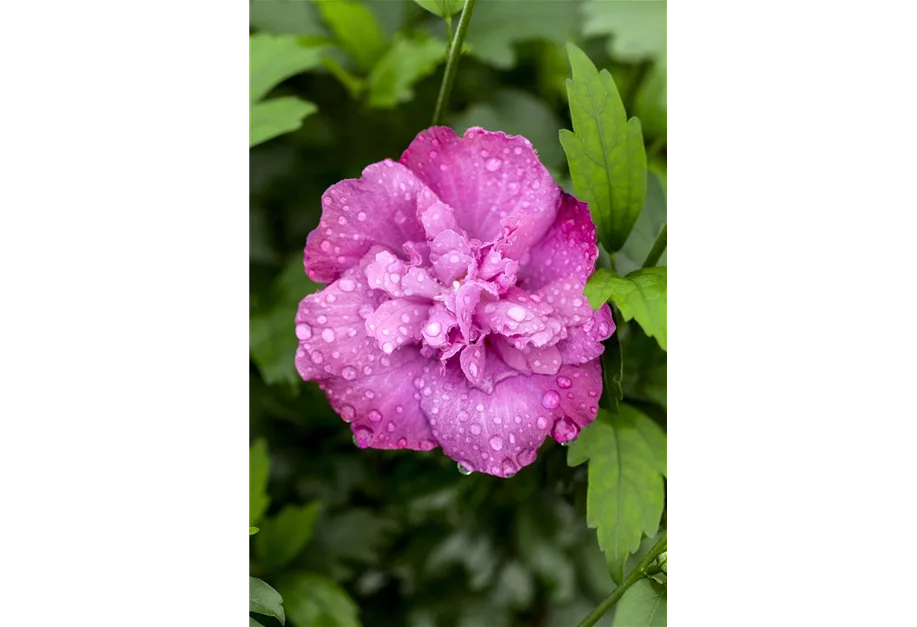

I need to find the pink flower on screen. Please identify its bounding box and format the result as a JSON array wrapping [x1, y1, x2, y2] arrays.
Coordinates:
[[295, 127, 614, 477]]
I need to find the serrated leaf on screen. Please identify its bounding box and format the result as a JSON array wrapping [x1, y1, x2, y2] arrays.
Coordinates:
[[582, 0, 667, 63], [314, 0, 388, 73], [567, 407, 664, 583], [250, 576, 286, 625], [584, 267, 666, 350], [250, 439, 270, 526], [413, 0, 464, 18], [560, 43, 647, 253], [451, 88, 566, 171], [278, 572, 361, 627], [367, 34, 447, 108], [256, 501, 323, 569], [615, 170, 666, 276], [465, 0, 581, 69], [250, 97, 318, 148], [250, 35, 326, 103], [612, 578, 666, 627]]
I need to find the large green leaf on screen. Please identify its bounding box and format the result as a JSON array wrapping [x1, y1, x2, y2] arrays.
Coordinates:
[[560, 43, 647, 253], [249, 35, 324, 147], [584, 267, 666, 351], [250, 97, 318, 148], [615, 170, 666, 276], [313, 0, 388, 73], [582, 0, 667, 63], [451, 88, 567, 171], [250, 0, 326, 36], [250, 438, 270, 526], [255, 501, 323, 569], [465, 0, 581, 69], [612, 578, 667, 626], [567, 406, 665, 583], [367, 33, 447, 108], [250, 576, 286, 625], [413, 0, 464, 18], [278, 572, 361, 627]]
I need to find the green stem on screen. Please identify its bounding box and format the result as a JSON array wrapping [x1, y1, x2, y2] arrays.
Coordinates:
[[642, 223, 667, 268], [445, 15, 454, 46], [576, 532, 667, 627], [431, 0, 478, 126]]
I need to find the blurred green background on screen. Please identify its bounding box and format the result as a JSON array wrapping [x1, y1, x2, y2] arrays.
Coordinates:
[[250, 1, 666, 625]]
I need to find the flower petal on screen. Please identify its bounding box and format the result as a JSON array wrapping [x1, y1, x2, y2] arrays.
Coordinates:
[[399, 127, 559, 247], [304, 160, 427, 283], [295, 268, 407, 382], [365, 298, 430, 354], [417, 358, 552, 478], [517, 193, 598, 291], [529, 361, 604, 443], [556, 304, 615, 365], [322, 348, 438, 451]]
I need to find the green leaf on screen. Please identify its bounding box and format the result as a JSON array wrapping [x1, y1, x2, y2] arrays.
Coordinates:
[[413, 0, 464, 18], [250, 0, 326, 36], [314, 0, 388, 73], [567, 406, 665, 583], [560, 43, 647, 253], [367, 33, 447, 108], [584, 267, 666, 350], [249, 34, 324, 147], [601, 320, 624, 414], [250, 439, 270, 526], [251, 617, 266, 627], [250, 526, 260, 535], [451, 88, 567, 171], [635, 61, 667, 140], [612, 578, 667, 627], [250, 576, 286, 625], [615, 170, 666, 276], [250, 97, 318, 148], [250, 35, 326, 103], [465, 0, 581, 69], [582, 0, 667, 63], [256, 501, 323, 569], [278, 572, 361, 627]]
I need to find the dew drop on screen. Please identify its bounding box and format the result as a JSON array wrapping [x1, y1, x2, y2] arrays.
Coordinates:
[[340, 404, 355, 422], [470, 424, 482, 435], [341, 366, 357, 380], [295, 324, 312, 340], [353, 426, 374, 448], [425, 321, 442, 336], [368, 410, 382, 422], [419, 439, 436, 451], [310, 351, 324, 364], [321, 328, 336, 343], [551, 417, 580, 444], [536, 416, 548, 429], [396, 437, 408, 448], [506, 305, 526, 322], [501, 458, 518, 477], [489, 435, 504, 451], [457, 461, 474, 475], [386, 420, 396, 432], [339, 278, 355, 292], [382, 342, 394, 354], [485, 157, 503, 172], [556, 376, 572, 389], [541, 390, 560, 409]]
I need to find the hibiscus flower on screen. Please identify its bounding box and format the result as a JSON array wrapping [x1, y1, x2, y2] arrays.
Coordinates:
[[295, 126, 613, 477]]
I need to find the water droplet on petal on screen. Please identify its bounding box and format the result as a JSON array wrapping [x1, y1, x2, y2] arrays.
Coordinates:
[[353, 426, 373, 447], [310, 351, 324, 364], [501, 458, 518, 477], [506, 305, 527, 322], [485, 157, 503, 172], [368, 410, 382, 422], [425, 321, 442, 336], [541, 390, 560, 409], [489, 435, 504, 451], [556, 376, 572, 389], [419, 439, 436, 451], [386, 420, 396, 432], [342, 366, 357, 380], [295, 324, 312, 340], [536, 416, 548, 429], [551, 417, 580, 444], [470, 424, 482, 435], [457, 461, 474, 475], [382, 342, 394, 354], [517, 448, 537, 466], [322, 328, 336, 343], [339, 278, 355, 292], [340, 404, 355, 422]]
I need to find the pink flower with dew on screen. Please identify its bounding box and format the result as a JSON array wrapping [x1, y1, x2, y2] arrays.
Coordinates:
[[295, 127, 614, 478]]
